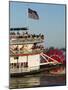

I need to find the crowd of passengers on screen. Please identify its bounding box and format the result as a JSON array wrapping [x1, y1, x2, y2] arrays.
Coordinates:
[[12, 45, 44, 51], [10, 32, 44, 39]]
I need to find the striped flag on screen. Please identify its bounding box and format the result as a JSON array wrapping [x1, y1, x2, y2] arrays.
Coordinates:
[[28, 8, 39, 20]]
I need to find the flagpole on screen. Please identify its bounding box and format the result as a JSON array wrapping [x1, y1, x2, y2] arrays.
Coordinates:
[[26, 3, 39, 33], [26, 3, 29, 31]]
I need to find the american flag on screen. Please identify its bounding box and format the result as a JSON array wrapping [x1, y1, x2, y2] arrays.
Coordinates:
[[28, 8, 39, 20]]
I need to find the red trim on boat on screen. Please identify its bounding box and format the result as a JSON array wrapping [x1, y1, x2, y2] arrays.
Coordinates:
[[12, 53, 40, 56]]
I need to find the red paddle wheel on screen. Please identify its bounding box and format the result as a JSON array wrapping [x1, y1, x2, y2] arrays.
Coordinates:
[[40, 48, 66, 74], [40, 48, 65, 65], [45, 48, 65, 64]]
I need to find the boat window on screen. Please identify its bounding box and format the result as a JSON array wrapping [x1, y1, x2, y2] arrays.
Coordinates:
[[14, 63, 17, 68], [21, 62, 28, 67], [21, 63, 23, 67], [24, 62, 28, 67], [10, 63, 13, 68], [14, 56, 19, 59], [17, 63, 19, 68]]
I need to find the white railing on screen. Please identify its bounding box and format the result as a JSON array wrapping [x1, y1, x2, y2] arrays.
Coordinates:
[[10, 49, 43, 56], [10, 67, 29, 73], [10, 38, 44, 45], [40, 52, 60, 64]]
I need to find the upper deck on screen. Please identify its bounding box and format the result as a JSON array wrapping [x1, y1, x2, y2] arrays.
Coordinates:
[[10, 35, 44, 45], [10, 27, 44, 45]]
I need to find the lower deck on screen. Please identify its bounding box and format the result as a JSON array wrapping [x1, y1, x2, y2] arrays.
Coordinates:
[[10, 63, 63, 77]]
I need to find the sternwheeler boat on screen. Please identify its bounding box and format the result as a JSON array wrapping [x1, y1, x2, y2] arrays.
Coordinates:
[[9, 27, 64, 77]]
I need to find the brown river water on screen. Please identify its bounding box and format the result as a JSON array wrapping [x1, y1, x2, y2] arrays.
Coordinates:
[[9, 66, 66, 89]]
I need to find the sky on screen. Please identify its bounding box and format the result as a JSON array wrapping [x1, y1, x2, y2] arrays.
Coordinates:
[[10, 1, 66, 48]]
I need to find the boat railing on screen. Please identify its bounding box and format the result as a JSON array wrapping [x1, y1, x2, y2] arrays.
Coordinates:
[[10, 65, 40, 73], [10, 37, 44, 44], [10, 49, 43, 55], [10, 67, 29, 73]]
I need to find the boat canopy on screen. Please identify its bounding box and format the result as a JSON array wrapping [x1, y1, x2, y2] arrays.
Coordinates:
[[10, 27, 28, 31]]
